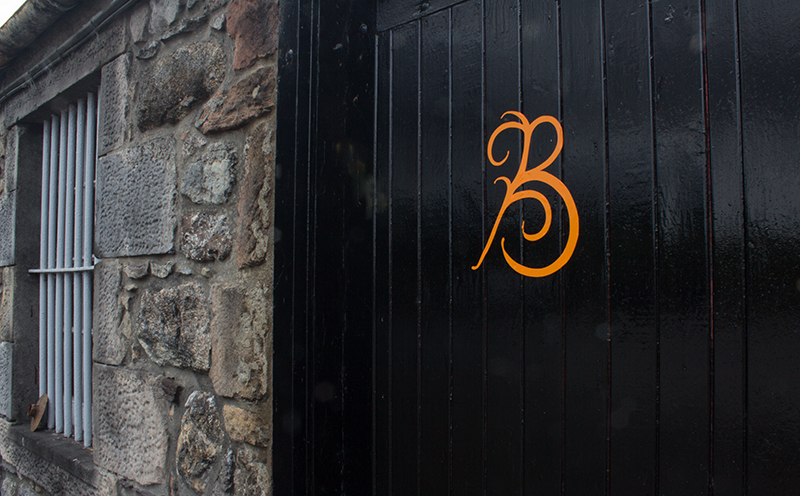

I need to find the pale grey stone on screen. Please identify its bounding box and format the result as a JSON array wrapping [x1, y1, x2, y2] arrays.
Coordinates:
[[149, 0, 184, 35], [124, 263, 149, 279], [93, 365, 169, 485], [210, 282, 269, 400], [93, 261, 127, 366], [99, 54, 131, 156], [211, 12, 225, 30], [137, 42, 226, 130], [0, 342, 11, 419], [149, 260, 174, 278], [161, 13, 207, 40], [181, 141, 237, 205], [181, 131, 207, 157], [129, 1, 150, 42], [181, 213, 232, 262], [0, 131, 16, 267], [95, 137, 177, 257], [237, 124, 273, 268], [136, 40, 161, 60], [138, 283, 211, 371], [177, 391, 224, 493]]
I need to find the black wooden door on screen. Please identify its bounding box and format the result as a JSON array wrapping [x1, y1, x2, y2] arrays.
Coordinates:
[[274, 0, 800, 494]]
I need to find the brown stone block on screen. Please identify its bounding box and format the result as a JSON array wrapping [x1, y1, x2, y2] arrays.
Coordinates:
[[195, 66, 276, 134], [227, 0, 278, 70], [237, 124, 273, 268]]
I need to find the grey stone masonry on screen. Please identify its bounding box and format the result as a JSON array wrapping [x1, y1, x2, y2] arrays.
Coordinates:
[[0, 342, 11, 419], [92, 261, 127, 366], [98, 54, 131, 157], [0, 130, 15, 267], [96, 137, 177, 257], [93, 364, 169, 485]]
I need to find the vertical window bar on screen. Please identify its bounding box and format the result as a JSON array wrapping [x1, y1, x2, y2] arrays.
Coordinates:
[[83, 92, 97, 447], [55, 110, 68, 434], [73, 98, 86, 443], [39, 120, 51, 406], [64, 104, 76, 438], [47, 115, 59, 430]]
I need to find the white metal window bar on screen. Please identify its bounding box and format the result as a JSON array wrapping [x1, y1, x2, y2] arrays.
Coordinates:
[[32, 93, 97, 446]]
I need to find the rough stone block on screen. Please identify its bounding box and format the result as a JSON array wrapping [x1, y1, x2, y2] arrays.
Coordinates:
[[0, 268, 13, 342], [98, 54, 131, 156], [95, 137, 177, 257], [150, 0, 184, 35], [177, 391, 224, 493], [0, 342, 11, 419], [129, 1, 150, 42], [4, 16, 127, 127], [227, 0, 278, 70], [93, 364, 169, 485], [210, 282, 269, 399], [0, 131, 16, 267], [181, 212, 232, 262], [222, 404, 270, 447], [149, 260, 174, 278], [237, 124, 273, 268], [234, 445, 271, 496], [181, 141, 237, 205], [195, 66, 276, 134], [137, 42, 226, 130], [93, 261, 127, 366], [138, 283, 211, 371]]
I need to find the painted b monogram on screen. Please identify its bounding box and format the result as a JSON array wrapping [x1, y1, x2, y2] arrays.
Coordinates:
[[473, 112, 579, 278]]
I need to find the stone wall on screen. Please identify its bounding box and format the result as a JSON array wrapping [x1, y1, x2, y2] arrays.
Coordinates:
[[0, 0, 277, 494]]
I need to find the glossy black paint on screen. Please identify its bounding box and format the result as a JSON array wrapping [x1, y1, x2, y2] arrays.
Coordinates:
[[274, 0, 800, 493]]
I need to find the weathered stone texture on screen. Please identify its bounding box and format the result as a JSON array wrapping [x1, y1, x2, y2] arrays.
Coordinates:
[[138, 283, 211, 371], [129, 1, 150, 42], [0, 268, 13, 342], [95, 137, 177, 257], [137, 42, 226, 130], [93, 261, 128, 366], [181, 212, 232, 262], [136, 41, 160, 60], [150, 260, 175, 278], [227, 0, 279, 70], [124, 262, 149, 280], [0, 131, 15, 266], [233, 446, 270, 496], [177, 391, 224, 493], [149, 0, 184, 35], [93, 365, 169, 485], [237, 125, 273, 268], [181, 141, 237, 204], [0, 342, 12, 419], [98, 54, 131, 156], [223, 404, 270, 447], [4, 16, 127, 127], [161, 12, 207, 41], [196, 66, 276, 134], [210, 282, 269, 399]]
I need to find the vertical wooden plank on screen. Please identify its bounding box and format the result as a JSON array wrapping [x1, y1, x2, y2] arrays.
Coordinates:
[[603, 0, 658, 492], [739, 1, 800, 492], [312, 0, 346, 489], [340, 1, 377, 492], [374, 30, 392, 496], [650, 0, 711, 493], [449, 2, 486, 494], [390, 21, 420, 496], [274, 0, 314, 493], [483, 0, 523, 493], [419, 10, 452, 495], [559, 0, 608, 492], [705, 0, 746, 492], [520, 0, 562, 492]]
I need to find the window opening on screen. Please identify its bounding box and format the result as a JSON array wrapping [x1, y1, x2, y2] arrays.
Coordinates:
[[31, 93, 97, 446]]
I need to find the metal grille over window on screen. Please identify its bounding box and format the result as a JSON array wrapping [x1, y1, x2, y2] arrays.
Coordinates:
[[32, 93, 97, 446]]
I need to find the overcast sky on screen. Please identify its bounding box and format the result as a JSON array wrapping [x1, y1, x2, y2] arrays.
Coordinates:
[[0, 0, 26, 28]]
